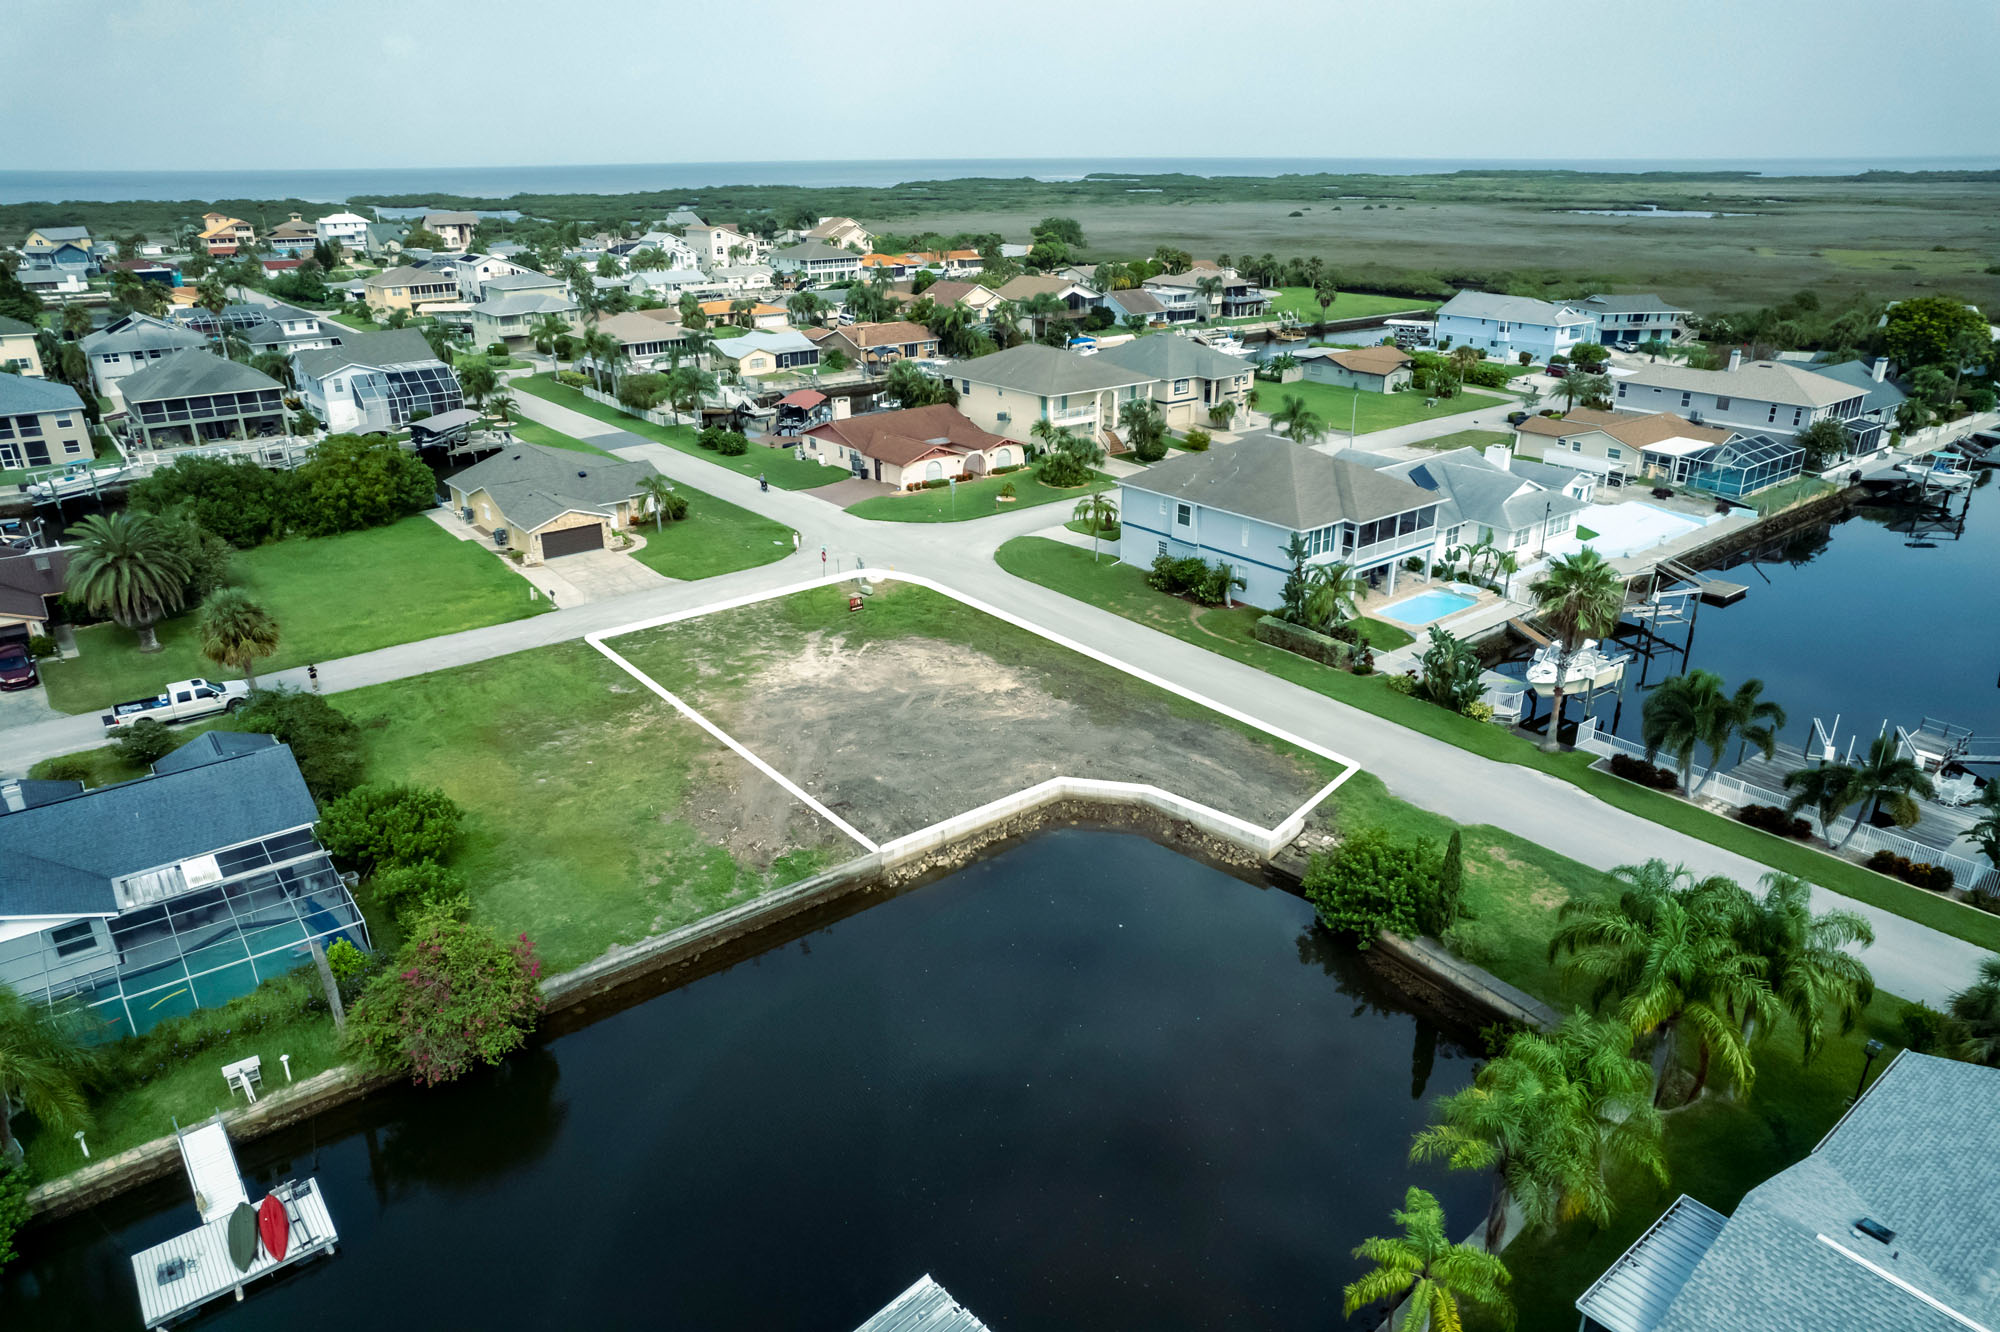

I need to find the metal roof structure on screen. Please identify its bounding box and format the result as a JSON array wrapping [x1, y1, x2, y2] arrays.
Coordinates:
[[1094, 332, 1251, 382], [1575, 1196, 1729, 1332], [852, 1276, 992, 1332]]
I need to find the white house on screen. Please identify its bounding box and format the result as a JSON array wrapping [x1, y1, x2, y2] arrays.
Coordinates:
[[315, 211, 371, 247], [1613, 350, 1870, 441], [1577, 293, 1692, 347], [685, 223, 762, 268], [1434, 292, 1598, 364], [1373, 446, 1590, 563], [805, 217, 873, 250], [1093, 335, 1254, 430], [772, 241, 861, 285], [292, 329, 464, 434], [80, 313, 209, 408]]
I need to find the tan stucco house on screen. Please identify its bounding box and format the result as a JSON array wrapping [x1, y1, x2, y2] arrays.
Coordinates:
[[1296, 344, 1414, 393], [1515, 409, 1731, 486], [364, 265, 460, 313], [953, 343, 1154, 449], [1094, 336, 1254, 430], [445, 442, 661, 563], [0, 374, 92, 471], [800, 404, 1022, 489], [0, 315, 45, 377]]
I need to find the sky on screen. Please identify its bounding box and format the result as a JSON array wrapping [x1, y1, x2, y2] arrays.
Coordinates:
[[6, 0, 1996, 172]]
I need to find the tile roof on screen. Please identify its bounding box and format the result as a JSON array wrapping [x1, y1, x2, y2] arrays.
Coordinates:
[[956, 343, 1155, 394], [1621, 360, 1864, 409], [1124, 434, 1435, 529], [0, 374, 83, 415], [1095, 334, 1254, 382], [808, 404, 1009, 467], [1438, 291, 1594, 326], [839, 321, 933, 348], [293, 328, 439, 381], [118, 350, 281, 403], [446, 441, 657, 533]]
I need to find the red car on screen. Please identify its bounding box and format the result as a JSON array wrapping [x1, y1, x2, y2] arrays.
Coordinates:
[[0, 642, 38, 691]]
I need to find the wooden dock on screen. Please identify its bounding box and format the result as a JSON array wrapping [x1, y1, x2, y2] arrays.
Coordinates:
[[1725, 742, 1986, 859]]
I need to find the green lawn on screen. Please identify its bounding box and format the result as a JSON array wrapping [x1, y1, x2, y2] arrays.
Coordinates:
[[1269, 288, 1441, 322], [1254, 376, 1511, 435], [1409, 428, 1513, 454], [505, 417, 616, 456], [1746, 475, 1836, 516], [994, 536, 2000, 951], [846, 470, 1113, 523], [328, 309, 381, 331], [512, 374, 849, 490], [42, 516, 551, 714]]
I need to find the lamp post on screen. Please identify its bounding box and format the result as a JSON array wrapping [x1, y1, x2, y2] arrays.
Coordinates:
[[1854, 1038, 1886, 1102]]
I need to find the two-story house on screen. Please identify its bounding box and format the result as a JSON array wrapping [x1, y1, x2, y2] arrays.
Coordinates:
[[0, 315, 45, 377], [772, 240, 862, 285], [243, 303, 344, 359], [1434, 292, 1598, 364], [1094, 335, 1254, 430], [1374, 446, 1590, 562], [685, 222, 761, 268], [80, 313, 209, 408], [419, 212, 479, 249], [20, 224, 91, 259], [197, 212, 256, 256], [1142, 268, 1271, 322], [1119, 434, 1440, 607], [1577, 293, 1693, 347], [0, 375, 92, 471], [1614, 350, 1871, 444], [266, 213, 319, 256], [292, 329, 462, 435], [315, 211, 371, 248], [363, 265, 461, 314], [954, 344, 1156, 450], [579, 311, 707, 374], [993, 275, 1101, 327], [0, 732, 369, 1039], [119, 351, 287, 451], [468, 276, 579, 350], [805, 217, 873, 250]]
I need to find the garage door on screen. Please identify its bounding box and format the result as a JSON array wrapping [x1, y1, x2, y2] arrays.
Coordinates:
[[540, 523, 605, 558]]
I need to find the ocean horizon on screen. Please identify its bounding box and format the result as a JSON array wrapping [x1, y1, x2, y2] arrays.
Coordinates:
[[3, 155, 1996, 206]]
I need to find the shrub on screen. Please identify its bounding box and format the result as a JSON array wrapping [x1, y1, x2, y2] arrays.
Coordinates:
[[1254, 615, 1362, 670], [1518, 351, 1534, 366], [1864, 849, 1955, 892], [346, 917, 544, 1087], [318, 783, 463, 873], [921, 477, 951, 490], [99, 969, 326, 1088], [324, 938, 369, 984], [998, 481, 1017, 499], [716, 431, 749, 456], [32, 756, 93, 785], [1182, 428, 1211, 452], [1037, 450, 1092, 487], [487, 342, 508, 358], [696, 424, 723, 450], [237, 687, 365, 801], [1610, 752, 1680, 790], [1385, 672, 1418, 695], [616, 372, 669, 411], [1737, 804, 1814, 839], [1439, 920, 1497, 968], [555, 370, 590, 388], [1421, 831, 1466, 937], [296, 434, 437, 536], [1302, 827, 1437, 946], [26, 633, 54, 657], [371, 859, 470, 921], [0, 1162, 27, 1279], [1897, 1000, 1953, 1054], [114, 718, 181, 767], [128, 455, 299, 547]]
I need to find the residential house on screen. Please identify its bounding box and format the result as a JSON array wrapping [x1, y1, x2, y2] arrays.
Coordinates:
[[993, 275, 1100, 326], [579, 311, 704, 373], [613, 232, 700, 271], [953, 343, 1155, 449], [697, 299, 790, 332], [1577, 293, 1693, 347], [1574, 1051, 1999, 1332], [17, 269, 88, 297], [361, 221, 407, 259], [21, 224, 90, 256], [1614, 350, 1871, 444], [468, 286, 579, 351], [1813, 357, 1908, 435], [685, 222, 760, 268], [656, 209, 705, 230], [707, 263, 777, 295], [0, 315, 45, 377], [1094, 336, 1254, 430], [445, 442, 659, 562], [1373, 446, 1590, 562], [242, 303, 343, 359], [314, 211, 371, 247], [0, 375, 92, 471], [0, 732, 369, 1039], [711, 330, 820, 377], [363, 265, 460, 314], [20, 236, 99, 278], [1099, 288, 1169, 327], [0, 544, 70, 648], [1434, 292, 1598, 364], [626, 268, 712, 301], [119, 351, 286, 450], [419, 212, 479, 249], [773, 388, 836, 435], [800, 403, 1021, 488], [1142, 268, 1271, 322], [292, 329, 462, 435], [911, 249, 984, 276], [1515, 409, 1731, 486], [265, 213, 318, 256], [1118, 435, 1440, 607], [900, 280, 1004, 323], [80, 313, 208, 407], [806, 217, 873, 250], [446, 254, 539, 301], [772, 240, 862, 285], [1294, 344, 1415, 393], [814, 321, 938, 369], [197, 213, 256, 256]]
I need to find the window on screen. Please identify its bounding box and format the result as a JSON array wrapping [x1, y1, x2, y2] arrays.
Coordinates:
[[50, 921, 97, 958], [1715, 396, 1730, 410], [55, 415, 71, 427], [1607, 447, 1622, 461], [1241, 523, 1251, 548], [1572, 440, 1583, 452], [1792, 408, 1803, 426], [1616, 382, 1627, 398], [1680, 391, 1691, 408], [1768, 404, 1778, 422], [1176, 503, 1192, 527], [1172, 379, 1189, 395]]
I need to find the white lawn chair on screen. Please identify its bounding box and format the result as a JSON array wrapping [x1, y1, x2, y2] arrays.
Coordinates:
[[220, 1055, 263, 1104], [1936, 773, 1978, 807]]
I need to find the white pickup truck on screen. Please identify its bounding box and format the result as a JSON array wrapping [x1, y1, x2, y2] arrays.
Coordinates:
[[100, 678, 250, 732]]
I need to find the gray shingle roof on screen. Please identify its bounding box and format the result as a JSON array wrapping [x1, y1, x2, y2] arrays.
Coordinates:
[[1123, 434, 1435, 529], [474, 290, 578, 318], [293, 328, 440, 381], [80, 314, 207, 357], [1816, 360, 1909, 415], [446, 442, 657, 533], [1583, 292, 1692, 315], [114, 350, 282, 403], [773, 240, 855, 263], [0, 742, 318, 919], [1378, 449, 1588, 533], [28, 226, 90, 244], [0, 374, 83, 416], [956, 343, 1156, 394], [0, 314, 36, 336], [1623, 360, 1864, 409], [480, 271, 563, 293], [1438, 291, 1593, 326], [150, 730, 279, 775], [1095, 335, 1253, 383]]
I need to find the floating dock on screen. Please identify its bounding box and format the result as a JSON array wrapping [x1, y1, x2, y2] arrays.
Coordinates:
[[853, 1275, 992, 1332], [130, 1117, 339, 1329]]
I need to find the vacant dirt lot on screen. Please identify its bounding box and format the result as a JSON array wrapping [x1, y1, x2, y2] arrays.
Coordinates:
[[609, 585, 1338, 844]]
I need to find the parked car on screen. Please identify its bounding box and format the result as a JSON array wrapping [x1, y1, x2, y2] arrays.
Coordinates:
[[1546, 363, 1569, 379], [0, 642, 37, 691], [100, 677, 249, 731]]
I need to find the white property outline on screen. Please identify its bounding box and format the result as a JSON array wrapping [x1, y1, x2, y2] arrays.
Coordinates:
[[586, 571, 1361, 862]]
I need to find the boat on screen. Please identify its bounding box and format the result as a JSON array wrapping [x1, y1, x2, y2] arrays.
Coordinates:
[[1188, 329, 1253, 357], [258, 1193, 290, 1261], [24, 463, 129, 502], [227, 1203, 259, 1271], [1525, 638, 1630, 694]]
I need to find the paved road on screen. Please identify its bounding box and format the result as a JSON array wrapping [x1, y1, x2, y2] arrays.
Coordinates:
[[11, 383, 1988, 1006]]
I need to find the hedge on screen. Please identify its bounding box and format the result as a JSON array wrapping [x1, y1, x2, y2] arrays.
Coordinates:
[[1254, 615, 1361, 669]]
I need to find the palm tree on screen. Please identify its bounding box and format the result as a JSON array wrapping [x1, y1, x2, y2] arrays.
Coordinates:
[[728, 297, 757, 329], [1547, 860, 1766, 1104], [1641, 669, 1729, 792], [786, 291, 824, 328], [637, 474, 680, 531], [1343, 1187, 1512, 1332], [1735, 873, 1874, 1064], [530, 313, 572, 370], [251, 351, 295, 391], [1266, 351, 1300, 376], [487, 391, 517, 423], [1961, 780, 2000, 869], [1528, 549, 1626, 753], [1843, 733, 1937, 847], [64, 511, 193, 654], [457, 358, 498, 409], [1412, 1013, 1664, 1250], [195, 588, 280, 692], [663, 365, 716, 421], [1947, 957, 2000, 1067], [1072, 492, 1117, 562], [0, 986, 97, 1162], [1021, 291, 1065, 339], [1273, 394, 1327, 443], [1304, 561, 1366, 633], [1781, 763, 1862, 843], [1562, 371, 1611, 410], [1724, 678, 1787, 765], [1194, 274, 1224, 321], [576, 328, 618, 393], [195, 275, 229, 353]]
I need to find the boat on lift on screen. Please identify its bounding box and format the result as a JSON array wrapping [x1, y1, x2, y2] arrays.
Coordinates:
[[1525, 638, 1629, 694], [1188, 328, 1253, 357]]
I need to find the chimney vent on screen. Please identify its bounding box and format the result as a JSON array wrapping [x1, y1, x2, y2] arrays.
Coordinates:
[[1727, 348, 1743, 373], [1872, 356, 1889, 383]]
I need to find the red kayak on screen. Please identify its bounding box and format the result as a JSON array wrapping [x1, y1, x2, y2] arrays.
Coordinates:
[[258, 1194, 290, 1262]]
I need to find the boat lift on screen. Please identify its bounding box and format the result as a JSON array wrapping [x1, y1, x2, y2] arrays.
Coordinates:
[[130, 1116, 340, 1329]]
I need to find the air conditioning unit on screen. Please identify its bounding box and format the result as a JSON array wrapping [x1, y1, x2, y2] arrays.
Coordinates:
[[996, 411, 1010, 423]]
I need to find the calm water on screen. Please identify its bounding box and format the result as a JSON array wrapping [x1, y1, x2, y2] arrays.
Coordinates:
[[1528, 476, 2000, 748], [2, 831, 1482, 1331], [4, 156, 1995, 204]]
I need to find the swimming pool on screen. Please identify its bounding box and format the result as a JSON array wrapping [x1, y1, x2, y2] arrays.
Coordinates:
[[1380, 588, 1477, 625]]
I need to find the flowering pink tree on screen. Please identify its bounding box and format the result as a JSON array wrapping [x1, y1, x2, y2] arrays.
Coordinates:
[[348, 918, 544, 1086]]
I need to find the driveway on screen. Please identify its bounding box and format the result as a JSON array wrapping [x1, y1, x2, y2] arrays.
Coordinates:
[[531, 546, 672, 603], [811, 477, 897, 508], [0, 680, 60, 729]]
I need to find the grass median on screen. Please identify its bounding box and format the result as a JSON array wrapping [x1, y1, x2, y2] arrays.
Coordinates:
[[845, 469, 1113, 523]]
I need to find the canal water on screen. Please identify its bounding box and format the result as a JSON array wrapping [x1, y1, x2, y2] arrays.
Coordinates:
[[4, 830, 1485, 1331], [1512, 474, 2000, 750]]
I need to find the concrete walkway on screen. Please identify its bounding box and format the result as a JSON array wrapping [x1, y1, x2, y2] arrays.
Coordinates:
[[6, 379, 1986, 1008]]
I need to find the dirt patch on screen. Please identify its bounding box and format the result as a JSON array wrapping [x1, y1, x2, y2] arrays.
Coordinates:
[[682, 745, 842, 870]]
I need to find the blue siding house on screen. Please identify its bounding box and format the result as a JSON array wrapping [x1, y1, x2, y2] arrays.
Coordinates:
[[1117, 434, 1439, 609], [1434, 292, 1598, 364]]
